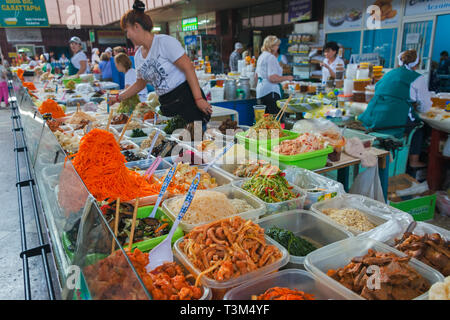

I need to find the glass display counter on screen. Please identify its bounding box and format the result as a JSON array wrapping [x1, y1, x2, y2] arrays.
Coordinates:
[[11, 76, 151, 300]]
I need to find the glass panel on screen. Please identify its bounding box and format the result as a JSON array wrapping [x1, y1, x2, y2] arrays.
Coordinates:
[[362, 28, 398, 68], [402, 20, 433, 70], [326, 31, 361, 62], [70, 199, 151, 300]]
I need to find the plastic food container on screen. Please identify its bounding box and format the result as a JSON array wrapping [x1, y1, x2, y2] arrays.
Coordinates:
[[173, 234, 289, 299], [311, 194, 409, 236], [259, 144, 334, 171], [125, 156, 173, 171], [342, 128, 376, 148], [304, 237, 445, 300], [162, 184, 266, 232], [235, 130, 299, 154], [120, 140, 139, 153], [337, 94, 352, 108], [224, 269, 350, 300], [258, 210, 353, 269], [124, 127, 152, 145], [233, 179, 306, 216], [352, 90, 366, 103]]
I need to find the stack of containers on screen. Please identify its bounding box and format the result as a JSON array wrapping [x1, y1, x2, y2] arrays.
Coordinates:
[[353, 63, 371, 103], [373, 65, 383, 83]]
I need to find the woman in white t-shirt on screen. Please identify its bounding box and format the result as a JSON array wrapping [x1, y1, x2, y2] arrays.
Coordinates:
[[255, 36, 293, 115], [114, 53, 148, 102], [109, 0, 212, 126], [68, 36, 90, 76], [320, 42, 345, 85]]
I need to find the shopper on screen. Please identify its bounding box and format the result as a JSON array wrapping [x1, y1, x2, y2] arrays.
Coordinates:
[[359, 50, 432, 168], [255, 35, 293, 115], [113, 46, 126, 56], [109, 0, 212, 127], [114, 52, 148, 102], [68, 37, 90, 76], [229, 42, 244, 72], [0, 57, 8, 108], [105, 47, 113, 58], [59, 53, 69, 69], [17, 49, 30, 65], [91, 48, 100, 65], [99, 53, 113, 81], [320, 41, 345, 84], [437, 51, 449, 75]]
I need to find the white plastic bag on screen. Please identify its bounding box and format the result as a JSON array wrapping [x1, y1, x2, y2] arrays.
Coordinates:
[[349, 164, 386, 203]]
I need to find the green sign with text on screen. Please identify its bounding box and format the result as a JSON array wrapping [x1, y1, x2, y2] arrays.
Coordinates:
[[0, 0, 49, 28], [182, 17, 198, 32]]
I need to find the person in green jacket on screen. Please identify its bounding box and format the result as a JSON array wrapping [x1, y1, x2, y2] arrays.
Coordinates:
[[359, 50, 432, 168]]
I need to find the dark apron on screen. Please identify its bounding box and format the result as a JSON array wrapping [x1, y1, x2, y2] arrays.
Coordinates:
[[158, 81, 210, 124], [68, 60, 79, 76]]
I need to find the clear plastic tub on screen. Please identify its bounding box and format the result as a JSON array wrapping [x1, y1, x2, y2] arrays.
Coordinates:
[[311, 194, 412, 236], [124, 127, 152, 145], [224, 269, 350, 300], [125, 156, 173, 171], [357, 220, 449, 276], [258, 210, 353, 268], [342, 128, 376, 148], [120, 140, 140, 153], [304, 237, 445, 300], [233, 179, 307, 216], [162, 184, 266, 232], [173, 233, 289, 299]]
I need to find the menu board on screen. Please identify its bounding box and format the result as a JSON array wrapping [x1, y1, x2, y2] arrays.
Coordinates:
[[288, 0, 312, 23], [366, 0, 402, 28], [325, 0, 365, 31], [405, 0, 450, 16], [0, 0, 49, 27]]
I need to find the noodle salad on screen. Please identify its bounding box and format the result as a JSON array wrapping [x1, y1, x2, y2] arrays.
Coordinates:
[[272, 133, 326, 156]]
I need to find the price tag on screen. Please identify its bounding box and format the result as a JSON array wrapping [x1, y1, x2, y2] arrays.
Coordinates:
[[147, 131, 161, 159]]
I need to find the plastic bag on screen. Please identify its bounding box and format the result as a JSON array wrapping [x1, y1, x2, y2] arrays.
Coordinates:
[[311, 194, 413, 236], [284, 166, 345, 209], [349, 164, 385, 203], [292, 118, 341, 135], [76, 83, 95, 94]]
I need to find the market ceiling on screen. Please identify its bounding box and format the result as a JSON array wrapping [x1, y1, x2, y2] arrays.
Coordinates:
[[109, 0, 276, 25]]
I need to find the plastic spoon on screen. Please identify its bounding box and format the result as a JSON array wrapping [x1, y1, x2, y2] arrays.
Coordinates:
[[148, 163, 178, 218], [203, 141, 235, 173], [146, 131, 161, 160], [144, 156, 162, 179], [146, 172, 201, 272]]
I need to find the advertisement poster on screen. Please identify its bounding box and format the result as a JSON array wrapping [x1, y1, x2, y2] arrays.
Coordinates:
[[366, 0, 402, 28], [405, 0, 450, 16], [288, 0, 312, 23], [325, 0, 365, 31], [0, 0, 49, 27]]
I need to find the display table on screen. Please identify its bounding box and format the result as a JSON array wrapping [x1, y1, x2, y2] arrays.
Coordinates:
[[314, 147, 391, 201]]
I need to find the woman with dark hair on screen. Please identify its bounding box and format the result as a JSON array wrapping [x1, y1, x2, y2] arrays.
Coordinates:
[[320, 41, 344, 84], [359, 50, 432, 168], [109, 0, 212, 127]]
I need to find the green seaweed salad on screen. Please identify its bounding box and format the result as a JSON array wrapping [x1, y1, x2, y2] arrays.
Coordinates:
[[266, 226, 317, 256], [242, 165, 299, 203]]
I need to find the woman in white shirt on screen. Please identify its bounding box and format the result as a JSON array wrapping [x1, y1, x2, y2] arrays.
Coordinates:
[[114, 52, 148, 102], [255, 35, 293, 115], [68, 36, 90, 76], [320, 41, 345, 85], [109, 0, 212, 126]]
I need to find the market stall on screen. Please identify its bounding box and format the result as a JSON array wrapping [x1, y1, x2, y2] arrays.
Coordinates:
[[7, 67, 449, 301]]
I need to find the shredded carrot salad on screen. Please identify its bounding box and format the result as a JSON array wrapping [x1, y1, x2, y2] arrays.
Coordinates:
[[23, 82, 37, 91], [252, 287, 315, 300], [38, 99, 66, 119], [71, 129, 160, 201], [17, 69, 24, 82]]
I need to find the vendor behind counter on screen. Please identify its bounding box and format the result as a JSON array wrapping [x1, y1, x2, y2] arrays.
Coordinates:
[[358, 50, 432, 168]]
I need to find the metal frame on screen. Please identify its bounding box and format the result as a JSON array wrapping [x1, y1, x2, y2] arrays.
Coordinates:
[[8, 78, 57, 300]]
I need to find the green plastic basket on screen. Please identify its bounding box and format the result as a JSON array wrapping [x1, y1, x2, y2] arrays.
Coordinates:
[[235, 129, 299, 154], [390, 194, 436, 222], [259, 145, 334, 170]]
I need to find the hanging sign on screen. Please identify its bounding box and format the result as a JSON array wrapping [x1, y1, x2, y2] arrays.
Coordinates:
[[182, 17, 198, 32], [288, 0, 312, 23], [405, 0, 450, 16], [0, 0, 49, 27]]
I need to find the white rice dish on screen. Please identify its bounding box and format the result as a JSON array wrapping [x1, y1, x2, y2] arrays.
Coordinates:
[[167, 190, 253, 224]]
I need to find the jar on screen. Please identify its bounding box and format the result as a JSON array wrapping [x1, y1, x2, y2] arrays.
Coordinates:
[[300, 82, 308, 92], [224, 79, 237, 100], [237, 76, 251, 99], [307, 84, 317, 94], [353, 79, 371, 91], [337, 94, 352, 108], [335, 63, 345, 80], [352, 90, 366, 103]]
